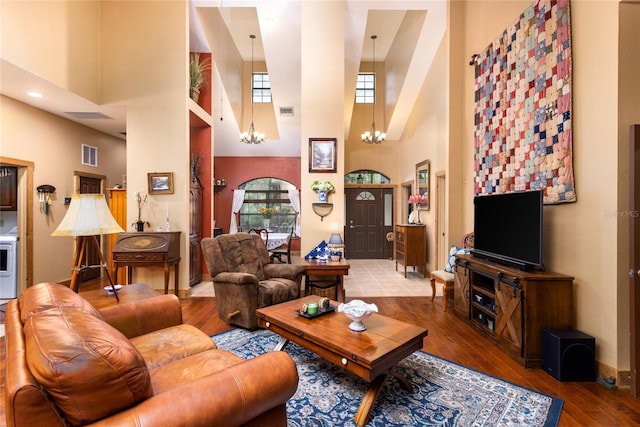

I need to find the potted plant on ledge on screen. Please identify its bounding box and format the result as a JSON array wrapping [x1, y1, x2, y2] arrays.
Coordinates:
[[311, 180, 335, 203], [190, 52, 211, 103]]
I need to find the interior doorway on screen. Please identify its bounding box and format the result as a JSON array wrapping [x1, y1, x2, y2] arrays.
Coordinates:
[[78, 175, 103, 283], [0, 157, 34, 292], [435, 172, 447, 269], [345, 187, 393, 259]]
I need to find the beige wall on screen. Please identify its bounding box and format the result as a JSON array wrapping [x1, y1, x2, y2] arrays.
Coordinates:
[[100, 1, 190, 293], [452, 0, 625, 373], [300, 1, 345, 253], [1, 1, 101, 103], [2, 0, 192, 294], [0, 95, 126, 287]]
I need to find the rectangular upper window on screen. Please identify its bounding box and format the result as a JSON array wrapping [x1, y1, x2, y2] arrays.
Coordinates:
[[252, 73, 272, 103], [355, 73, 375, 104]]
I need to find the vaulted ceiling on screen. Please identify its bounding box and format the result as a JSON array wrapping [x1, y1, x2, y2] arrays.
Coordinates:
[[192, 0, 446, 156], [0, 1, 446, 157]]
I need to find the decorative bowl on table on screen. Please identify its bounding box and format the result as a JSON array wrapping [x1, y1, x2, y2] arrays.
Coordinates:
[[337, 299, 378, 331], [103, 284, 123, 296]]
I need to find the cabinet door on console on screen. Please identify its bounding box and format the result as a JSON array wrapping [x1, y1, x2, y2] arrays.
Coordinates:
[[494, 283, 523, 359], [453, 266, 470, 318]]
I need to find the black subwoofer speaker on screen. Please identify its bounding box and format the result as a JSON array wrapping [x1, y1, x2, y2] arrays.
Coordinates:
[[542, 329, 596, 382]]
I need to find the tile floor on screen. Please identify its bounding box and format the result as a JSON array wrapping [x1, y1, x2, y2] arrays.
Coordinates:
[[191, 258, 434, 298]]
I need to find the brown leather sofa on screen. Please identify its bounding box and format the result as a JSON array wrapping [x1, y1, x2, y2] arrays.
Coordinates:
[[5, 282, 298, 427], [201, 233, 305, 330]]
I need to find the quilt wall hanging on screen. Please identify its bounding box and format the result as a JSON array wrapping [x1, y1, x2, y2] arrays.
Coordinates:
[[473, 0, 575, 204]]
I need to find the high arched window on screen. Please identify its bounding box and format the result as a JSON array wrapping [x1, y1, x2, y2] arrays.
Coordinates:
[[345, 170, 391, 184], [239, 178, 297, 233]]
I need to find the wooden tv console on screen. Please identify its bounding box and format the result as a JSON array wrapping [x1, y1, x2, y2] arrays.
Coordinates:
[[453, 254, 574, 368]]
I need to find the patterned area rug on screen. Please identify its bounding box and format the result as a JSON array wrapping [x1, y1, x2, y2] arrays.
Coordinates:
[[213, 329, 563, 427]]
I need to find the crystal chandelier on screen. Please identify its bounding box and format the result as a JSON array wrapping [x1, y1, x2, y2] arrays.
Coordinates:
[[240, 34, 265, 144], [361, 35, 386, 144]]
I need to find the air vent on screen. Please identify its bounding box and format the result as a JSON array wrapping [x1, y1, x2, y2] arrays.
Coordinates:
[[64, 112, 114, 120], [279, 107, 294, 116], [82, 144, 98, 167]]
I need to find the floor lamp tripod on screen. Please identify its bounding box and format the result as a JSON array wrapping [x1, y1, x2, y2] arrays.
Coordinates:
[[52, 194, 124, 300]]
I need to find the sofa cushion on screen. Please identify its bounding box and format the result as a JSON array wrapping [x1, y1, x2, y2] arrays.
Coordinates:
[[130, 324, 218, 369], [444, 245, 469, 273], [148, 348, 244, 394], [25, 306, 153, 426], [19, 282, 102, 323]]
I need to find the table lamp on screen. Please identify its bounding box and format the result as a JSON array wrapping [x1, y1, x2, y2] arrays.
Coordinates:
[[52, 194, 124, 299], [328, 233, 344, 260], [408, 194, 423, 224]]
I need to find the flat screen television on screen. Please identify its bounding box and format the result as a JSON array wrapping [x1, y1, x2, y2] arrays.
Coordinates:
[[472, 190, 544, 271]]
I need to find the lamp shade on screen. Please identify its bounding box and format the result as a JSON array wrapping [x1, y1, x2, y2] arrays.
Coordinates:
[[52, 194, 124, 237], [328, 233, 344, 247]]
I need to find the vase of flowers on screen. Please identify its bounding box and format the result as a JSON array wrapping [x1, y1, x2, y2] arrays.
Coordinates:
[[311, 180, 335, 203], [132, 192, 150, 232], [259, 207, 276, 229]]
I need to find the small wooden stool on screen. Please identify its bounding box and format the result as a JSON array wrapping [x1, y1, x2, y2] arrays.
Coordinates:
[[429, 270, 455, 311]]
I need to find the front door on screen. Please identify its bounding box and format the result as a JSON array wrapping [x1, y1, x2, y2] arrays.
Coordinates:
[[345, 187, 393, 259], [79, 176, 102, 282]]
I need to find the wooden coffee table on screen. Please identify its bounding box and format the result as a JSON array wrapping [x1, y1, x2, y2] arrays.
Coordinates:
[[256, 296, 428, 426]]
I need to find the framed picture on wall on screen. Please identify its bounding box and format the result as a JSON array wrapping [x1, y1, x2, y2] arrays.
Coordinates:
[[148, 172, 174, 195], [416, 160, 430, 210], [309, 138, 337, 173]]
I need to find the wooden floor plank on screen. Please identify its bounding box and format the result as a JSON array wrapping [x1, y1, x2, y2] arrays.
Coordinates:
[[1, 281, 638, 426]]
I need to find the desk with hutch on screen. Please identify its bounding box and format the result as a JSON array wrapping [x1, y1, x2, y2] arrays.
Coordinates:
[[453, 254, 573, 368], [112, 232, 181, 296]]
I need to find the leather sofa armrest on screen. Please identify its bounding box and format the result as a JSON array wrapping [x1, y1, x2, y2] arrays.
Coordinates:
[[98, 294, 183, 338], [212, 272, 259, 285], [263, 264, 305, 281], [87, 351, 298, 427]]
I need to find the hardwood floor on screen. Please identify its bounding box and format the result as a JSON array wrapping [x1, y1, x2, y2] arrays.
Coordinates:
[[1, 282, 638, 426]]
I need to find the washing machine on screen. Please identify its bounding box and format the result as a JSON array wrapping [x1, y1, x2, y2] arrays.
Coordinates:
[[0, 235, 18, 299]]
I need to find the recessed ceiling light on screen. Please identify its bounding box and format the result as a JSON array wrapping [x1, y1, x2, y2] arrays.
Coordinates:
[[27, 91, 43, 98]]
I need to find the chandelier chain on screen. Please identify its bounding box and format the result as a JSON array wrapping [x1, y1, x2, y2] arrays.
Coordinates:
[[241, 34, 265, 144], [362, 34, 386, 144]]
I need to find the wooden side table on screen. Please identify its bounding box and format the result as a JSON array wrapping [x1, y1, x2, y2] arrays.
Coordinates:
[[301, 258, 350, 302]]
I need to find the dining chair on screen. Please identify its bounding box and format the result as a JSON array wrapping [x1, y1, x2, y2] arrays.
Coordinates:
[[270, 227, 293, 264], [248, 228, 269, 242]]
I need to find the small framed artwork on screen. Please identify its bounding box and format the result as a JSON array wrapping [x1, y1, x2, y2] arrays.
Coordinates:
[[309, 138, 337, 173], [148, 172, 174, 195]]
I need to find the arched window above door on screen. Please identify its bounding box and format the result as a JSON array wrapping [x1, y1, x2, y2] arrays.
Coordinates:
[[345, 170, 391, 184]]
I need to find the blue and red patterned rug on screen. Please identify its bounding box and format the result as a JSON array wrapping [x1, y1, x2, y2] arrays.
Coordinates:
[[213, 328, 563, 426]]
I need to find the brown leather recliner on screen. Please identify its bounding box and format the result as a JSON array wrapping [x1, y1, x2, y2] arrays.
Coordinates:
[[201, 232, 304, 330], [5, 282, 299, 427]]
